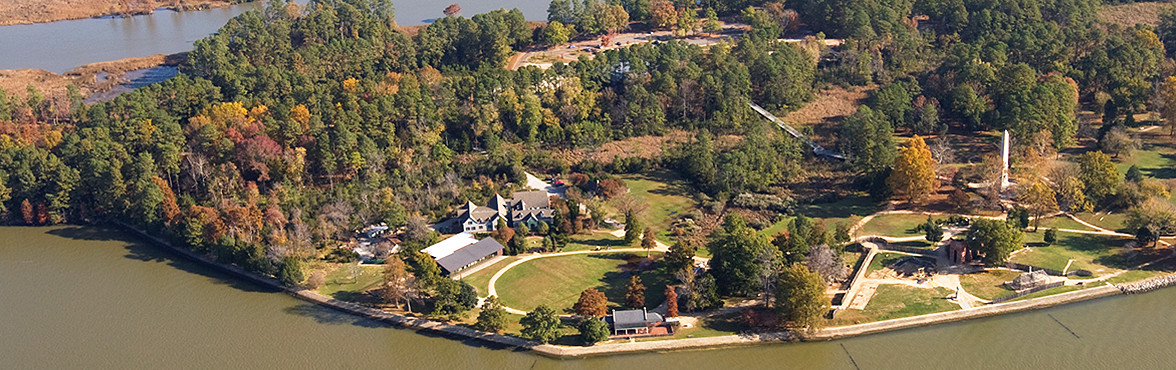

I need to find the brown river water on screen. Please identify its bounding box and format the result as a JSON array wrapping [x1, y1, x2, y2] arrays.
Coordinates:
[[1, 226, 1174, 369]]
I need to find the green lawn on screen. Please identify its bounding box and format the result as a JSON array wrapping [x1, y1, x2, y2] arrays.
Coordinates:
[[858, 214, 931, 237], [564, 231, 627, 252], [958, 269, 1020, 301], [890, 240, 935, 249], [1009, 232, 1135, 277], [615, 170, 697, 244], [831, 285, 957, 326], [758, 194, 875, 239], [1073, 212, 1128, 233], [1034, 216, 1096, 232], [867, 252, 908, 275], [1112, 141, 1176, 180], [316, 264, 385, 301], [459, 256, 519, 296], [494, 252, 672, 313]]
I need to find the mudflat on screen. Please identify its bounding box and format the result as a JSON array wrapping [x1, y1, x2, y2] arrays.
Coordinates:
[[0, 0, 243, 25]]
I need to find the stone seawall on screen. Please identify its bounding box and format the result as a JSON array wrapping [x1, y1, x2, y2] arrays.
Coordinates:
[[1117, 274, 1176, 294], [809, 285, 1121, 340], [116, 223, 1160, 358]]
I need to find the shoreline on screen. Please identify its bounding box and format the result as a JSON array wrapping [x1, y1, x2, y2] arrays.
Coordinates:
[[115, 222, 1164, 358], [0, 1, 248, 26], [0, 52, 184, 101]]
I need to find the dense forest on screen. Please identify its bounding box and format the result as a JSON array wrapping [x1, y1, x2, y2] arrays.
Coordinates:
[[0, 0, 1174, 328]]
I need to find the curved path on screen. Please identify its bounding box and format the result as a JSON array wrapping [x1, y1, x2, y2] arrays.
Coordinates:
[[486, 241, 671, 315]]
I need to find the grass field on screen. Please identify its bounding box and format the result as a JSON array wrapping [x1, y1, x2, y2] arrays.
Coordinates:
[[1010, 232, 1135, 277], [867, 252, 909, 275], [494, 252, 671, 312], [858, 214, 931, 237], [459, 257, 518, 296], [1073, 212, 1129, 233], [317, 264, 385, 301], [1099, 1, 1166, 26], [564, 231, 627, 252], [759, 194, 875, 238], [958, 269, 1020, 301], [1034, 216, 1096, 232], [831, 285, 957, 326], [614, 170, 697, 244]]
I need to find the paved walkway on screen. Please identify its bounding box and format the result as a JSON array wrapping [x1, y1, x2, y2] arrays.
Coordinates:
[[449, 255, 507, 280]]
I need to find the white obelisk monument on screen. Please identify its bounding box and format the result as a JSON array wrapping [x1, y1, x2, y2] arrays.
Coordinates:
[[1000, 130, 1010, 190]]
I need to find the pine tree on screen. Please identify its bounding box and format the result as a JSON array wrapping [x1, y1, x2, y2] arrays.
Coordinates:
[[624, 275, 645, 308]]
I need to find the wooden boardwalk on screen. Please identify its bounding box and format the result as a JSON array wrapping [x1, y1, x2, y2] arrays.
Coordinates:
[[748, 101, 846, 160]]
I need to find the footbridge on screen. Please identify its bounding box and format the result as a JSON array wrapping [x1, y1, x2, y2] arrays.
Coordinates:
[[749, 102, 846, 160]]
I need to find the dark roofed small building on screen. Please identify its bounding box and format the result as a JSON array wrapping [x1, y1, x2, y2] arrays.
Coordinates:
[[605, 308, 664, 336], [422, 234, 505, 276]]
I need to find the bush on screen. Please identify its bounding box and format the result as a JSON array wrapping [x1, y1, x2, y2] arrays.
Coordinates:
[[578, 318, 610, 345], [325, 248, 360, 263], [731, 193, 796, 213], [1043, 228, 1058, 245], [306, 270, 327, 289], [279, 257, 305, 286]]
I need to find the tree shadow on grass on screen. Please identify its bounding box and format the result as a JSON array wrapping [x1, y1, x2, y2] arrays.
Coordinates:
[[47, 226, 278, 294], [1144, 152, 1176, 179]]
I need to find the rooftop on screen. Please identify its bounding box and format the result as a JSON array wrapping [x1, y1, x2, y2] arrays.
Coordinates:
[[421, 232, 480, 259], [435, 238, 505, 273]]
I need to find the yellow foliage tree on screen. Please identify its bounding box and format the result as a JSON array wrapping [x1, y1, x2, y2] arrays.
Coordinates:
[[887, 135, 937, 203], [1018, 179, 1058, 231], [1160, 76, 1176, 137]]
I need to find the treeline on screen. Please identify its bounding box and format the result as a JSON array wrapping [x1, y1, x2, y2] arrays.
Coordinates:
[[0, 0, 820, 280]]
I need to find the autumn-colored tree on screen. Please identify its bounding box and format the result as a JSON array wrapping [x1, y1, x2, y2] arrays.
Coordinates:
[[1160, 76, 1176, 136], [20, 199, 34, 225], [381, 258, 416, 311], [774, 263, 828, 330], [1056, 177, 1093, 213], [1019, 179, 1059, 231], [648, 0, 677, 29], [1078, 151, 1122, 205], [491, 218, 515, 245], [443, 3, 461, 17], [949, 189, 970, 211], [664, 285, 679, 317], [641, 226, 656, 256], [887, 135, 937, 203], [573, 287, 608, 317], [624, 275, 646, 308], [150, 177, 180, 225]]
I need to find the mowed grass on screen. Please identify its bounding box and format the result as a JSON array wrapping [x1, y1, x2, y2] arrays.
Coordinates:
[[867, 252, 908, 275], [831, 285, 957, 325], [1034, 216, 1096, 232], [759, 194, 876, 238], [564, 230, 627, 252], [317, 264, 385, 300], [858, 214, 931, 237], [1073, 212, 1129, 233], [958, 269, 1020, 301], [1010, 232, 1135, 277], [459, 256, 519, 296], [616, 170, 697, 244], [494, 252, 671, 312]]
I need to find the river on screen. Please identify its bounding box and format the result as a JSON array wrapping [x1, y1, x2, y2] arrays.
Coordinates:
[[1, 226, 1174, 369], [0, 0, 549, 73]]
